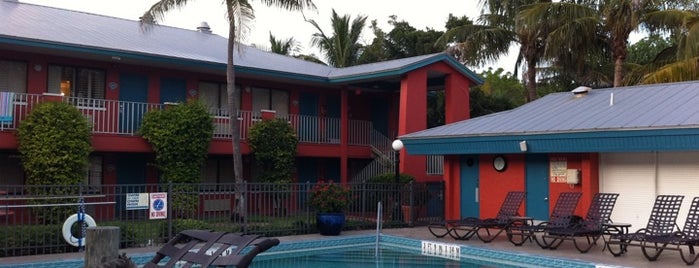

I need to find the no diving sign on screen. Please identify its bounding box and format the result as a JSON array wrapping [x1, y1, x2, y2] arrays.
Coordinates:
[[149, 192, 168, 220]]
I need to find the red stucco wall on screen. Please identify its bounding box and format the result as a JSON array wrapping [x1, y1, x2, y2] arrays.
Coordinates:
[[443, 153, 601, 220]]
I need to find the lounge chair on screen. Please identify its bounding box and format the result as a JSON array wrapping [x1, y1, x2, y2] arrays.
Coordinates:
[[506, 192, 582, 247], [539, 193, 620, 253], [625, 196, 699, 264], [606, 195, 684, 259], [427, 191, 525, 242], [143, 229, 280, 268]]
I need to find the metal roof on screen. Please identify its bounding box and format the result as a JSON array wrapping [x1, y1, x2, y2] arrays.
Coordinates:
[[0, 0, 483, 85], [401, 81, 699, 154]]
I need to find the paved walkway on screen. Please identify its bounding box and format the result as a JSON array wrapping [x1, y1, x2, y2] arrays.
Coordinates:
[[0, 227, 691, 267]]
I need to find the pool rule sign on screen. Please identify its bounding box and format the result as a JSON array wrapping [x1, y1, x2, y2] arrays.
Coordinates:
[[149, 192, 168, 219]]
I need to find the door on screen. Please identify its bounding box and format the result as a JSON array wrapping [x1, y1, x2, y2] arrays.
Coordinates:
[[116, 155, 147, 217], [160, 78, 186, 103], [460, 156, 479, 218], [326, 95, 340, 141], [118, 73, 148, 133], [299, 93, 318, 141], [525, 154, 550, 220], [371, 98, 389, 137]]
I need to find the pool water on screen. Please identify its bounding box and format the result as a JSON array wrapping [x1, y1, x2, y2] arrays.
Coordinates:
[[250, 246, 496, 268], [0, 234, 597, 268]]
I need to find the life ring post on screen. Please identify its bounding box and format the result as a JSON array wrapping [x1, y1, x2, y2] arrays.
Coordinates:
[[84, 226, 120, 268]]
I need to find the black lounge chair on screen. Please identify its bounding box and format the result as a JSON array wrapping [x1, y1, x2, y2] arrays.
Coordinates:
[[506, 192, 582, 247], [628, 196, 699, 264], [606, 195, 684, 259], [143, 230, 280, 268], [539, 193, 620, 253], [427, 191, 525, 242]]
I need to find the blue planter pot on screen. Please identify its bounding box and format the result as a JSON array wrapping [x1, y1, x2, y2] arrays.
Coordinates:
[[316, 212, 345, 236]]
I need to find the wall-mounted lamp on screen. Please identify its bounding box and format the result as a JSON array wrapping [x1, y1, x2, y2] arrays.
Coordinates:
[[519, 141, 528, 152]]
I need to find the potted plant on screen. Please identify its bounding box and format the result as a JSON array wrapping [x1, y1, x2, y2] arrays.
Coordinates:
[[309, 180, 350, 235]]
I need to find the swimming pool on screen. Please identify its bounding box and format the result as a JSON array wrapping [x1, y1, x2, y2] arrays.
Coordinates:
[[0, 234, 598, 268]]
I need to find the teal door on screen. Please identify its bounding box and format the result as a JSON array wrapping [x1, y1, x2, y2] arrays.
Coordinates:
[[525, 154, 550, 220], [299, 93, 318, 141], [371, 98, 389, 136], [326, 96, 340, 141], [118, 73, 148, 133], [160, 78, 186, 103], [460, 156, 479, 218], [116, 155, 147, 217]]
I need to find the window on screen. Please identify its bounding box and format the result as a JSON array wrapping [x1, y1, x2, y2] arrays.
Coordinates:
[[0, 60, 27, 94], [251, 87, 289, 117], [48, 65, 105, 100], [201, 158, 234, 191], [84, 155, 103, 193], [198, 82, 241, 117]]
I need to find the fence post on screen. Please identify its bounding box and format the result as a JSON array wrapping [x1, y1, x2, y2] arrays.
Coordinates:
[[167, 182, 173, 239], [242, 181, 248, 233], [84, 226, 120, 268]]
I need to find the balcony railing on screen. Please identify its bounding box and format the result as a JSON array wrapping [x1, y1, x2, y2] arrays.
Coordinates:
[[0, 92, 374, 146]]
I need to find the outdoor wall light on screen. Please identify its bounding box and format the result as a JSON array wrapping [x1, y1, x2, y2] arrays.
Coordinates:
[[519, 140, 527, 152]]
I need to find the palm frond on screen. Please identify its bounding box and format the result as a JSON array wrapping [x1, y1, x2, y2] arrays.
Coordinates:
[[641, 57, 699, 84]]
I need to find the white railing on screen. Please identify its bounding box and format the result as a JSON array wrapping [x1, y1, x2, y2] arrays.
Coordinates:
[[349, 120, 372, 145], [0, 92, 41, 131], [352, 157, 394, 183], [0, 92, 374, 147], [288, 114, 341, 144]]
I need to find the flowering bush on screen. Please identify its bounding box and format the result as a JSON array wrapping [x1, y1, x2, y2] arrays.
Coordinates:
[[309, 180, 350, 213]]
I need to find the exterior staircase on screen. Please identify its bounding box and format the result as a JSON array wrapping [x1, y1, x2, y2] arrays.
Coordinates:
[[351, 129, 396, 182]]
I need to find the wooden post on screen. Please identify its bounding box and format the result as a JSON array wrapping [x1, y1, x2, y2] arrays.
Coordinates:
[[84, 226, 120, 268]]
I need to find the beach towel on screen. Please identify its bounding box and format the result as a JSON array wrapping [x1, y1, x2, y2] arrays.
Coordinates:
[[0, 92, 14, 123]]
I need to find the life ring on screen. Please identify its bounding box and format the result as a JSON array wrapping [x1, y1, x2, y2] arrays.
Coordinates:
[[62, 213, 97, 247]]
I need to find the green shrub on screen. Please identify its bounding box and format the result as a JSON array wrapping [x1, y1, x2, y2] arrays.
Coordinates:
[[248, 118, 298, 183], [17, 102, 92, 224]]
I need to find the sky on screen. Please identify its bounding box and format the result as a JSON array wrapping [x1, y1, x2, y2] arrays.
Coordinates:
[[21, 0, 519, 73]]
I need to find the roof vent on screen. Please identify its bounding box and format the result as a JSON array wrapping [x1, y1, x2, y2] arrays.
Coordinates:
[[571, 86, 591, 97], [197, 21, 212, 34]]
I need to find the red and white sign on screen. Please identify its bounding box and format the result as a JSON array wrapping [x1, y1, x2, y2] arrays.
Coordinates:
[[149, 192, 168, 220]]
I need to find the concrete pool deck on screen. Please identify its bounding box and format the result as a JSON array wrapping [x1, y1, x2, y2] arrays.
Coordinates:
[[0, 227, 690, 267]]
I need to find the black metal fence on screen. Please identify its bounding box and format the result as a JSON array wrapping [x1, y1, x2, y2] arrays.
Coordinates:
[[0, 181, 444, 257]]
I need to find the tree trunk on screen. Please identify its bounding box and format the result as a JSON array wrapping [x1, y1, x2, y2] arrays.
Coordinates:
[[226, 5, 246, 220], [525, 57, 538, 103], [613, 56, 624, 87]]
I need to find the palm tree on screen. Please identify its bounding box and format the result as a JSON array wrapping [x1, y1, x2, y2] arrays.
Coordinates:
[[307, 9, 367, 67], [436, 0, 547, 102], [522, 0, 693, 88], [638, 9, 699, 83], [268, 32, 300, 55], [141, 0, 315, 219]]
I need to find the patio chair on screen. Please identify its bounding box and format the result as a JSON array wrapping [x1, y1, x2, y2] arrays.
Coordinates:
[[605, 195, 684, 259], [506, 192, 582, 247], [427, 191, 525, 242], [539, 193, 620, 253], [629, 196, 699, 264], [143, 229, 280, 268]]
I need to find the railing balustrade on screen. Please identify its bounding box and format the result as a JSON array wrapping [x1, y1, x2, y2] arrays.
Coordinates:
[[0, 91, 373, 146]]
